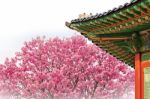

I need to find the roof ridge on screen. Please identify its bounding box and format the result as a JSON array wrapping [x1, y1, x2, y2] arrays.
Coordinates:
[[71, 0, 139, 23]]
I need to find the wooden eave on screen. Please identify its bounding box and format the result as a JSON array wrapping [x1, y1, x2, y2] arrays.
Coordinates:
[[66, 0, 150, 67]]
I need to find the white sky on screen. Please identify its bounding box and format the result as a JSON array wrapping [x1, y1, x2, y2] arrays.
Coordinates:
[[0, 0, 130, 63]]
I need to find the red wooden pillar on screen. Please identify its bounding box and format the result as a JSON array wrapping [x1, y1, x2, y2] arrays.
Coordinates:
[[135, 53, 141, 99]]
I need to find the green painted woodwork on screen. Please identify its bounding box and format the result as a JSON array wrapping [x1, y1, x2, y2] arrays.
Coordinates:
[[69, 0, 150, 33], [66, 0, 150, 67], [93, 39, 135, 67], [142, 53, 150, 62], [131, 32, 144, 53], [144, 67, 150, 99], [95, 32, 133, 37]]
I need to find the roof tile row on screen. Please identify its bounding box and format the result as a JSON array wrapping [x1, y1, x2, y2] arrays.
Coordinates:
[[71, 0, 138, 23]]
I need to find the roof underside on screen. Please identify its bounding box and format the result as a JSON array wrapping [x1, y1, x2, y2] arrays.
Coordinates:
[[66, 0, 150, 67]]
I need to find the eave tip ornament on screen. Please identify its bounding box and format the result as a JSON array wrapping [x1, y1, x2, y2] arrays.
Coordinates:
[[78, 13, 92, 19]]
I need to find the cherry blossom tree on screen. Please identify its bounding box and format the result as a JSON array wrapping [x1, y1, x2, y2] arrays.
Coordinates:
[[0, 36, 134, 99]]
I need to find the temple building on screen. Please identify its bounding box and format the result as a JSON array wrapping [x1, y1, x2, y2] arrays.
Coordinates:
[[66, 0, 150, 99]]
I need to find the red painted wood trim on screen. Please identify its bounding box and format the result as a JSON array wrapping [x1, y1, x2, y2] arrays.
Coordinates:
[[135, 53, 141, 99], [142, 61, 150, 67], [141, 61, 150, 99], [141, 65, 144, 99]]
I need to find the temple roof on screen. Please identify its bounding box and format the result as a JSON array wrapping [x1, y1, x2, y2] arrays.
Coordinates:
[[66, 0, 150, 67], [70, 0, 138, 23]]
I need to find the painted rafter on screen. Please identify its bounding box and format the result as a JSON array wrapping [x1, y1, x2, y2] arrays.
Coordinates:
[[66, 0, 150, 67]]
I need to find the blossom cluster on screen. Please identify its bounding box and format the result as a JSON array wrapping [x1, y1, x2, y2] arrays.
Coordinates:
[[0, 36, 134, 99]]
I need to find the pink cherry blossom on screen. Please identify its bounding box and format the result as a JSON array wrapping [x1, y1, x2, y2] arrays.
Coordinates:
[[0, 35, 134, 99]]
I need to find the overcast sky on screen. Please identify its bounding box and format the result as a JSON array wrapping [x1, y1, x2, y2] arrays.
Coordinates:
[[0, 0, 130, 63]]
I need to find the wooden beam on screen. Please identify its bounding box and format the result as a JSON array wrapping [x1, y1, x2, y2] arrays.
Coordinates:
[[89, 36, 129, 41], [135, 53, 141, 99], [100, 37, 129, 40], [96, 32, 133, 37]]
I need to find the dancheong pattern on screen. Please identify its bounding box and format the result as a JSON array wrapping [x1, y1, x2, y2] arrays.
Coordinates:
[[66, 0, 150, 67]]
